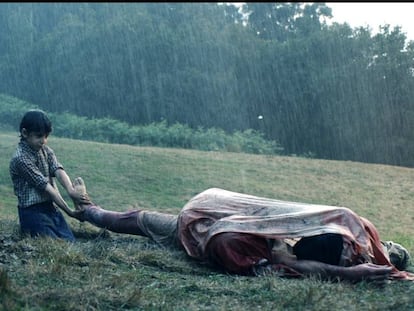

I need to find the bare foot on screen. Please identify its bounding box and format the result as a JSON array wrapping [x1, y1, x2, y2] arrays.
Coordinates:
[[72, 177, 92, 207], [73, 177, 87, 196]]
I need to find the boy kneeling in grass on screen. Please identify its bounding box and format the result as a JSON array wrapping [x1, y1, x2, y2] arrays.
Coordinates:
[[10, 110, 90, 241]]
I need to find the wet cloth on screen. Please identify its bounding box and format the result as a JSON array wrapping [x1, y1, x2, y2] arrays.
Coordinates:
[[177, 188, 414, 280], [136, 211, 178, 247]]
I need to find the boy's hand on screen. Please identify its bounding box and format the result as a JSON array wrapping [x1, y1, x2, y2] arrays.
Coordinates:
[[71, 206, 86, 222]]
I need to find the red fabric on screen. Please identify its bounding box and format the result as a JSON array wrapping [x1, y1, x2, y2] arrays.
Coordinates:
[[205, 232, 271, 275]]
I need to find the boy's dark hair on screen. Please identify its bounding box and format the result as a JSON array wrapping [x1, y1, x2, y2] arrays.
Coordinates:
[[20, 110, 52, 135]]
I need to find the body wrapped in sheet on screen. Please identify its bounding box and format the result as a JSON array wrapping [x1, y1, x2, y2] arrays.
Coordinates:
[[176, 188, 412, 279]]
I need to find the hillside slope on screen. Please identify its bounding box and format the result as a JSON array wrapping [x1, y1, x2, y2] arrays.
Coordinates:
[[1, 131, 414, 310], [1, 131, 413, 244]]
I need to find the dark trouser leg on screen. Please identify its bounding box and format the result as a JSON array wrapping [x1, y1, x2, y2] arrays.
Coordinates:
[[82, 205, 145, 236], [81, 205, 178, 248], [293, 233, 343, 265], [18, 203, 75, 242]]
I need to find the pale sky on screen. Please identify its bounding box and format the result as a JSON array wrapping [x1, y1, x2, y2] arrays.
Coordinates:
[[327, 2, 414, 40]]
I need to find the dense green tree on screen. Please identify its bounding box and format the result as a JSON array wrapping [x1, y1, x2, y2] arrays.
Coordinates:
[[0, 3, 414, 167], [242, 2, 332, 41]]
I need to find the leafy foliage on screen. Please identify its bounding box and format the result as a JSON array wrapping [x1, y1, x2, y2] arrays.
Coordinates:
[[0, 94, 283, 155], [0, 3, 414, 166]]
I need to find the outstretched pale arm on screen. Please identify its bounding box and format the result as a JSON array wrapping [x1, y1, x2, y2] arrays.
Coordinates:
[[272, 251, 392, 282]]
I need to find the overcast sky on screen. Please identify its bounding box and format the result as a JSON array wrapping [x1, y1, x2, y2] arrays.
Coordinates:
[[327, 2, 414, 40]]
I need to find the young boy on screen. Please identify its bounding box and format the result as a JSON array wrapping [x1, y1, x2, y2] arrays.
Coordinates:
[[9, 109, 88, 241]]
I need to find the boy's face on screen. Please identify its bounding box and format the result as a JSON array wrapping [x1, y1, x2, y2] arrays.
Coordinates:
[[22, 129, 49, 151]]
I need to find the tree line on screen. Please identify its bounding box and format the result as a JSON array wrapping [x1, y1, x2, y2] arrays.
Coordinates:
[[0, 94, 282, 155], [0, 3, 413, 167]]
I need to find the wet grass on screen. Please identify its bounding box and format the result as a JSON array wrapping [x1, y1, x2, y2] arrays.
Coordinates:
[[1, 131, 414, 310]]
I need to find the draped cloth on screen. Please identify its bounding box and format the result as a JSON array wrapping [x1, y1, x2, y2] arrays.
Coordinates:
[[177, 188, 414, 280]]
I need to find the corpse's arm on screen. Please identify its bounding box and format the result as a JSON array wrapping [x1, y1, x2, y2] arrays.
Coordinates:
[[271, 251, 392, 282]]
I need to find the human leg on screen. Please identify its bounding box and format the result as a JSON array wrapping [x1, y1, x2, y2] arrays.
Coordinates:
[[77, 205, 179, 248], [71, 177, 145, 235], [76, 204, 146, 235], [72, 177, 178, 246]]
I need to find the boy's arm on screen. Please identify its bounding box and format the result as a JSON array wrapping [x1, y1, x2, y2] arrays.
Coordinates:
[[55, 168, 84, 203], [44, 183, 75, 217], [49, 168, 89, 217]]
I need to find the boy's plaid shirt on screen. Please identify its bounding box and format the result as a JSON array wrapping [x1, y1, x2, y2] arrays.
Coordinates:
[[9, 140, 63, 208]]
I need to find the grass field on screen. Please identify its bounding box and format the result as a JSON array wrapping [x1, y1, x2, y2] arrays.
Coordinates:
[[1, 131, 414, 310]]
